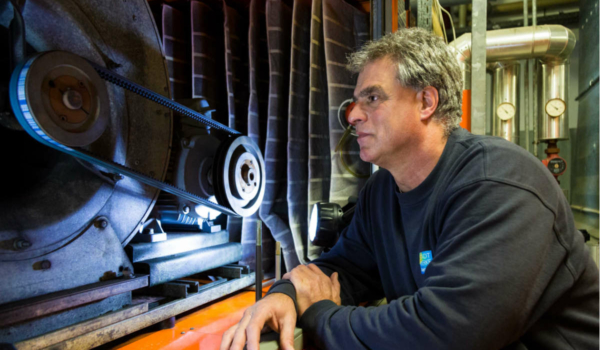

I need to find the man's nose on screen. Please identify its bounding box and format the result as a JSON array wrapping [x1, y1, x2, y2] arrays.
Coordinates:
[[347, 103, 366, 126]]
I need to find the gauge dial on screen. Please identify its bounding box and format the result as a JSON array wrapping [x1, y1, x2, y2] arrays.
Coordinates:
[[496, 102, 516, 121], [545, 98, 566, 117]]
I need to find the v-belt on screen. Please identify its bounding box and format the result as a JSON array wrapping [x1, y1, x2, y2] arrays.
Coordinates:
[[10, 54, 242, 217]]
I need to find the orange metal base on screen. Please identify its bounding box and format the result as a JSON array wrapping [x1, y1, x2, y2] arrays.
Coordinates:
[[110, 286, 270, 350]]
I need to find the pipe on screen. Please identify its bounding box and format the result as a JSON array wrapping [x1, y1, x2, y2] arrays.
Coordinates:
[[532, 0, 538, 156], [450, 25, 575, 139], [491, 0, 577, 14], [458, 4, 467, 28], [491, 62, 520, 142], [450, 25, 576, 73], [524, 0, 530, 151]]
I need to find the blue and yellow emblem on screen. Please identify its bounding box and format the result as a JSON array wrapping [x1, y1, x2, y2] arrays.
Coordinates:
[[419, 250, 433, 274]]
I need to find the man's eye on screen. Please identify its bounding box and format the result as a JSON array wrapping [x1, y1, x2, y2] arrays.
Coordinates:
[[368, 95, 379, 103]]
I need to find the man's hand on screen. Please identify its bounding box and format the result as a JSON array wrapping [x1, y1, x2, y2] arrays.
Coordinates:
[[283, 264, 341, 316], [219, 293, 297, 350]]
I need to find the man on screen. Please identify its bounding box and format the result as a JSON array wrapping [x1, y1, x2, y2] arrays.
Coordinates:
[[221, 28, 599, 350]]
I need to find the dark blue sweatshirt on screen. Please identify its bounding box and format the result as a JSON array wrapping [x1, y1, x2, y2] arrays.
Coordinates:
[[268, 128, 599, 349]]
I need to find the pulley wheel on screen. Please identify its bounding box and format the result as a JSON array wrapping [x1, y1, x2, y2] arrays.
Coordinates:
[[213, 135, 265, 217], [11, 51, 110, 147]]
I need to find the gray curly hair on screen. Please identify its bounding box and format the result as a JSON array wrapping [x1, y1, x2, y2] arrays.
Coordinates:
[[347, 28, 463, 136]]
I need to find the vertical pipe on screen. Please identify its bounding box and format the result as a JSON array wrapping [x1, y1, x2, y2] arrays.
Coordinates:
[[470, 0, 487, 135], [275, 241, 281, 281], [492, 63, 520, 143], [371, 0, 384, 40], [458, 4, 467, 29], [532, 0, 538, 156], [523, 0, 529, 153], [538, 63, 568, 141], [255, 221, 262, 302]]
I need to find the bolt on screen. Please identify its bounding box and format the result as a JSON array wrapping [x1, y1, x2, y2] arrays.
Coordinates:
[[63, 89, 83, 110], [190, 328, 194, 330], [60, 115, 67, 122], [40, 260, 51, 270], [181, 331, 186, 334], [182, 206, 191, 215], [112, 173, 124, 182], [134, 160, 140, 166], [13, 239, 31, 251], [95, 217, 109, 229]]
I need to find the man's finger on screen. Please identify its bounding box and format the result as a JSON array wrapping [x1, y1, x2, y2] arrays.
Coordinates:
[[245, 310, 270, 350], [230, 312, 253, 350], [278, 314, 297, 350], [331, 272, 340, 288], [331, 272, 342, 305], [219, 325, 237, 350]]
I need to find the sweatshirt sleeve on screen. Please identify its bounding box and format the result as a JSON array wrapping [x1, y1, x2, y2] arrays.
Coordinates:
[[266, 188, 384, 307], [298, 181, 569, 350]]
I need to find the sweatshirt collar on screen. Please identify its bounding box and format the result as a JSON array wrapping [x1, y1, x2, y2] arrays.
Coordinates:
[[394, 128, 463, 205]]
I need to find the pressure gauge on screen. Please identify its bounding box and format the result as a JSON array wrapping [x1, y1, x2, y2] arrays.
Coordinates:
[[545, 98, 566, 117], [496, 102, 516, 121]]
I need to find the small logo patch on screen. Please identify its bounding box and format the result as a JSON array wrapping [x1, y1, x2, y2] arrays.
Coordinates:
[[419, 251, 433, 274]]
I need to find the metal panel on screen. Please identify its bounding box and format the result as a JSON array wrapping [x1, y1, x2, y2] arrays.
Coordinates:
[[0, 221, 135, 305], [571, 0, 599, 231], [470, 0, 487, 135]]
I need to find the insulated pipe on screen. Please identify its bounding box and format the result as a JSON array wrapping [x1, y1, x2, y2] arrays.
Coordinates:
[[491, 62, 520, 142], [450, 25, 575, 135]]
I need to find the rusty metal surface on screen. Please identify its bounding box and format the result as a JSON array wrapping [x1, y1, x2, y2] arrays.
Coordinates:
[[0, 293, 131, 345], [13, 302, 148, 350], [41, 273, 255, 350], [0, 275, 148, 328]]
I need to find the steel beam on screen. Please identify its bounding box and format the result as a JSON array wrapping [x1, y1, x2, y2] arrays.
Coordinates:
[[0, 275, 148, 328], [470, 0, 487, 135]]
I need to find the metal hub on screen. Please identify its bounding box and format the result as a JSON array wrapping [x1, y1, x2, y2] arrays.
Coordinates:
[[19, 51, 110, 147], [213, 136, 265, 217]]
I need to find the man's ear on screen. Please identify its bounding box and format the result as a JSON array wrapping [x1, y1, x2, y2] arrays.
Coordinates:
[[417, 86, 439, 121]]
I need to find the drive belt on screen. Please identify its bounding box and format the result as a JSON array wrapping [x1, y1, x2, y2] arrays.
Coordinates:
[[10, 53, 241, 217]]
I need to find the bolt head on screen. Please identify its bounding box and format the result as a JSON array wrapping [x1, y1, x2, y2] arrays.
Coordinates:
[[182, 206, 191, 215], [13, 239, 31, 251], [40, 260, 51, 270], [95, 218, 109, 229]]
